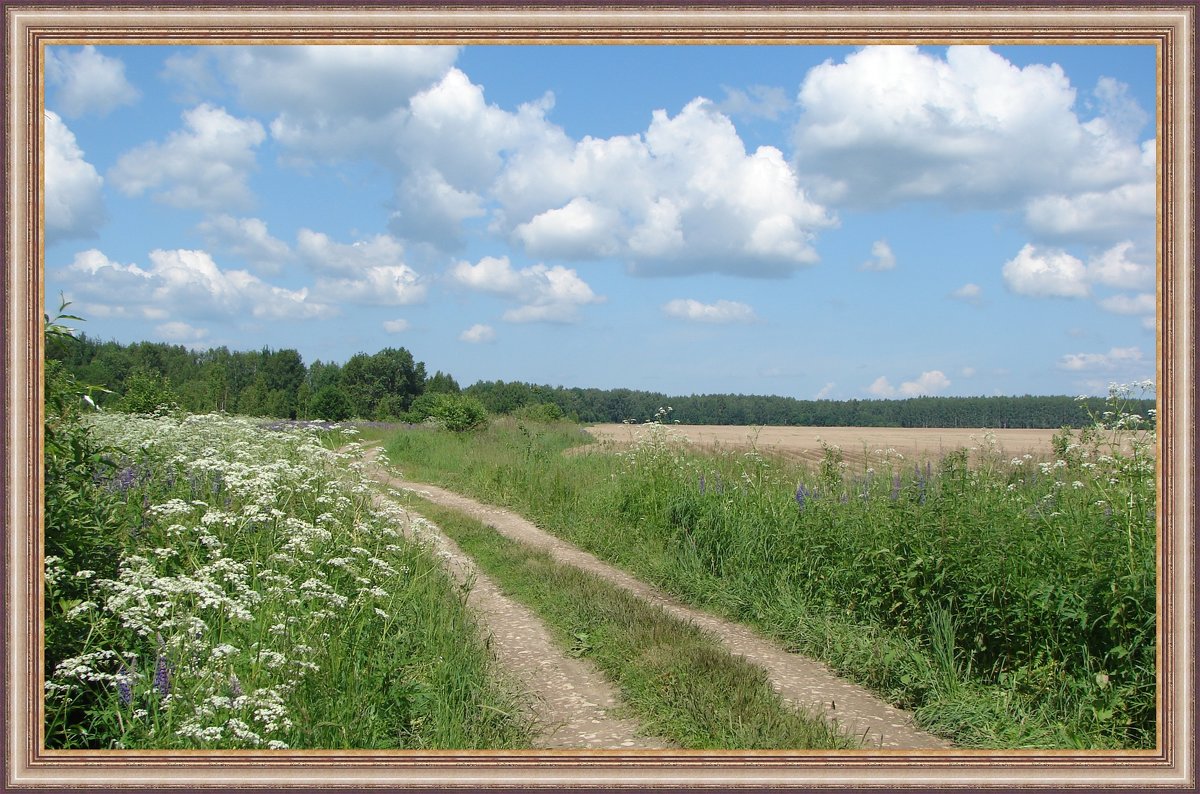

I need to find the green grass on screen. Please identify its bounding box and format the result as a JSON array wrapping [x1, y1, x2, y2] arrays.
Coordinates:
[[381, 398, 1156, 750], [405, 496, 856, 750], [44, 414, 532, 750]]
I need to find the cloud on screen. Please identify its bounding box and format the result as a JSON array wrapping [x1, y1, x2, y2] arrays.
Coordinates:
[[950, 283, 983, 303], [44, 111, 105, 245], [1022, 178, 1155, 245], [45, 46, 139, 118], [793, 47, 1154, 251], [868, 370, 951, 398], [513, 197, 621, 260], [295, 230, 426, 305], [60, 248, 333, 322], [713, 84, 792, 121], [814, 382, 836, 399], [223, 54, 834, 273], [459, 323, 495, 343], [296, 230, 408, 273], [196, 215, 291, 274], [382, 319, 411, 333], [1098, 292, 1155, 316], [155, 321, 209, 343], [794, 47, 1150, 209], [1002, 244, 1090, 298], [449, 255, 603, 323], [387, 167, 486, 249], [1058, 346, 1144, 371], [494, 98, 836, 276], [961, 366, 977, 377], [223, 45, 459, 120], [860, 239, 896, 271], [315, 266, 426, 307], [108, 104, 265, 211], [661, 298, 759, 324], [1086, 240, 1154, 290]]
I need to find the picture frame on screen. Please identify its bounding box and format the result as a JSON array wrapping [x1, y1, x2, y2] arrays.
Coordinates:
[[4, 2, 1194, 789]]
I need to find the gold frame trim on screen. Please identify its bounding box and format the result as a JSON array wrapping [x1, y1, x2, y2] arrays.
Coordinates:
[[4, 3, 1194, 789]]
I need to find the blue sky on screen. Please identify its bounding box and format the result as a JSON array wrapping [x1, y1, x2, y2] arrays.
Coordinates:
[[44, 44, 1157, 399]]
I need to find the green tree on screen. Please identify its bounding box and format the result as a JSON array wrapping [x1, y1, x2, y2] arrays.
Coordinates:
[[114, 367, 179, 415], [310, 385, 353, 421]]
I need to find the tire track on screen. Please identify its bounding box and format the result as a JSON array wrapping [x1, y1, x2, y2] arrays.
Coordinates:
[[371, 490, 675, 750], [363, 448, 952, 751]]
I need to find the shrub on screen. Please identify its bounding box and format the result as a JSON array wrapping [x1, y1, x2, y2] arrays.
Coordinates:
[[429, 393, 489, 432], [309, 385, 353, 421]]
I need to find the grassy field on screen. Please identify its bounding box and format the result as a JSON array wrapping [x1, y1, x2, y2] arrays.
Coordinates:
[[380, 392, 1156, 750]]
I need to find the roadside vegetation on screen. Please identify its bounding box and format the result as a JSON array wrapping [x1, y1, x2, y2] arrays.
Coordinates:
[[407, 497, 855, 750], [382, 393, 1157, 750], [42, 308, 530, 750]]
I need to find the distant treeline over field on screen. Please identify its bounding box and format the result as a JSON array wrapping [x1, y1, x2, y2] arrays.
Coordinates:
[[48, 336, 1150, 429]]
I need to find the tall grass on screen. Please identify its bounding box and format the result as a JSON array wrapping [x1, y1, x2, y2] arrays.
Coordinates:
[[44, 413, 531, 749], [383, 385, 1156, 749]]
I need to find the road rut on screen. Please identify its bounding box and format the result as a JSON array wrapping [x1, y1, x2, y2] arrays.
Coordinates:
[[364, 448, 951, 751]]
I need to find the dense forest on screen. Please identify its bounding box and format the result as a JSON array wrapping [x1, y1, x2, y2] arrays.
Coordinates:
[[46, 334, 1149, 429]]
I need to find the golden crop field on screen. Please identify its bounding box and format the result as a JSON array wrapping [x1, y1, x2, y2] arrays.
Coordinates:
[[583, 423, 1061, 467]]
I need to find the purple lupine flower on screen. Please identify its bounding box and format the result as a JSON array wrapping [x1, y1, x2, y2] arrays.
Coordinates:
[[115, 665, 133, 706], [116, 466, 137, 492], [794, 484, 809, 510], [890, 473, 902, 501], [154, 655, 171, 697], [229, 672, 243, 699], [698, 474, 706, 495]]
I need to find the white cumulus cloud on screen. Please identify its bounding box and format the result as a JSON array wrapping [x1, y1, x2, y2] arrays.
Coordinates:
[[44, 111, 105, 245], [449, 255, 603, 323], [1086, 241, 1154, 290], [861, 239, 896, 271], [661, 298, 759, 324], [868, 370, 951, 398], [108, 104, 265, 211], [46, 46, 139, 118], [1002, 244, 1090, 298], [950, 283, 983, 303], [196, 215, 291, 274], [459, 323, 495, 343], [1058, 346, 1144, 371], [793, 47, 1154, 251], [383, 319, 411, 333], [61, 248, 332, 322], [155, 321, 209, 344], [1098, 292, 1155, 316]]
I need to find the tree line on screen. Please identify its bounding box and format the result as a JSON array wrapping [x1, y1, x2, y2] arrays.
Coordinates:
[[46, 334, 1147, 429]]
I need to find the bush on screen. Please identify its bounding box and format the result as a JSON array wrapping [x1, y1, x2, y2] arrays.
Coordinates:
[[115, 367, 179, 415], [429, 394, 489, 432], [309, 385, 353, 421]]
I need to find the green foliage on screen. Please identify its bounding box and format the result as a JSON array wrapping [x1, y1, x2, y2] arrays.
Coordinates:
[[113, 367, 180, 415], [309, 385, 353, 421], [428, 393, 489, 432], [45, 415, 532, 750], [383, 397, 1157, 749]]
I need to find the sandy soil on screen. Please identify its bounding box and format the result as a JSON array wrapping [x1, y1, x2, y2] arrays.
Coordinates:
[[583, 424, 1059, 467]]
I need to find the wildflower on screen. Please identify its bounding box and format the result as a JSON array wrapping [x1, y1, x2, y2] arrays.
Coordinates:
[[794, 484, 809, 510], [229, 672, 243, 699], [115, 665, 133, 707], [154, 655, 171, 697], [890, 473, 901, 501]]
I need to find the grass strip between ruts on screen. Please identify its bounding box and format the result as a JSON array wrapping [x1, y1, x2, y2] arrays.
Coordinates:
[[401, 493, 857, 751]]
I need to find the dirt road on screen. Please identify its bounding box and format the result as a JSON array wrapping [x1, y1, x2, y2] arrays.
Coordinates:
[[364, 448, 951, 752]]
